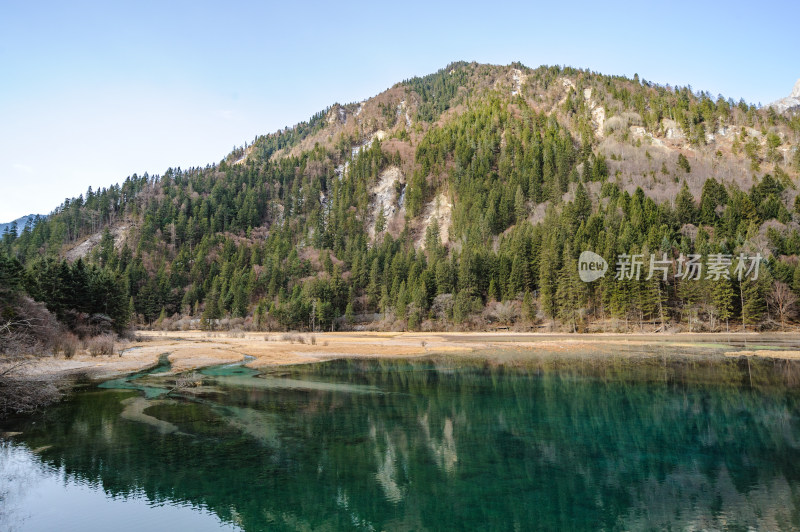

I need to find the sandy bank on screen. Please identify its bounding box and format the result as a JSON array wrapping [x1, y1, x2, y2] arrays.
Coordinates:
[[6, 331, 800, 382]]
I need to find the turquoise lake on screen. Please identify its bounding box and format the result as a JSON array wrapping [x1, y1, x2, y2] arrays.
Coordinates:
[[2, 352, 800, 531]]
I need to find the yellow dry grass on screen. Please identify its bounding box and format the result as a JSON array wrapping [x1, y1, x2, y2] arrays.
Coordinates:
[[725, 350, 800, 359], [12, 331, 800, 381]]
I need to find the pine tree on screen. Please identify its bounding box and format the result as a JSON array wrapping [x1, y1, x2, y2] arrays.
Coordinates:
[[254, 300, 266, 331], [375, 202, 386, 234], [740, 278, 766, 330], [522, 290, 536, 322], [425, 219, 442, 259], [677, 276, 701, 332], [640, 275, 666, 329], [201, 283, 222, 330], [713, 276, 735, 331], [508, 254, 526, 297], [677, 153, 691, 173], [555, 247, 586, 332], [487, 279, 499, 302], [514, 185, 526, 223], [539, 252, 557, 327], [395, 281, 408, 320], [128, 296, 137, 327], [675, 183, 696, 225], [792, 264, 800, 296]]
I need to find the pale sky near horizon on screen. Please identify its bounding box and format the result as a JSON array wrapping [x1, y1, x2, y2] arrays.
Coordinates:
[[1, 0, 798, 222]]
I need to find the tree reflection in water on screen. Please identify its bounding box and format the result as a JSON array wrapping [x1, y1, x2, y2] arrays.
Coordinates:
[[3, 352, 800, 531]]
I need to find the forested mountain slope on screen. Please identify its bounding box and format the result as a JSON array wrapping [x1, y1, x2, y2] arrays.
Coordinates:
[[3, 62, 800, 335]]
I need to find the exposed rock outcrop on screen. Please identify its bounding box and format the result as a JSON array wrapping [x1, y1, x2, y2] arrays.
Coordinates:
[[768, 79, 800, 113]]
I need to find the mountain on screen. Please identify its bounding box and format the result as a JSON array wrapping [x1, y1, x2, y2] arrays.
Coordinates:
[[3, 61, 800, 334], [769, 79, 800, 113], [0, 214, 43, 237]]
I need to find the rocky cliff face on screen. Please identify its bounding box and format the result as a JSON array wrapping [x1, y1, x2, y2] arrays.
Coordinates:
[[769, 79, 800, 113]]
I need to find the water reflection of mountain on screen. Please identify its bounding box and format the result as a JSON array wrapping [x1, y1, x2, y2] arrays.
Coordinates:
[[7, 356, 800, 531]]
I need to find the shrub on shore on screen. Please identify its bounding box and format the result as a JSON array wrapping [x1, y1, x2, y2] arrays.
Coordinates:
[[85, 334, 115, 357]]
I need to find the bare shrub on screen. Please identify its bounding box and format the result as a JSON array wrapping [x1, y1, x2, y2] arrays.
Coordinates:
[[604, 115, 626, 135], [222, 317, 245, 331], [167, 372, 203, 396], [483, 300, 520, 324], [227, 329, 245, 338], [431, 294, 454, 322], [86, 334, 115, 357], [171, 317, 186, 330], [55, 333, 81, 359], [0, 376, 63, 417], [310, 335, 317, 345], [0, 296, 62, 356]]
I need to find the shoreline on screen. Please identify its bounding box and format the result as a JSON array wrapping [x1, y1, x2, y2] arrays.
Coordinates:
[[3, 330, 800, 418], [6, 330, 800, 383]]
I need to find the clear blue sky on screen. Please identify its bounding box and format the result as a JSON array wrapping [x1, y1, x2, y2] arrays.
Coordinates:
[[1, 0, 798, 222]]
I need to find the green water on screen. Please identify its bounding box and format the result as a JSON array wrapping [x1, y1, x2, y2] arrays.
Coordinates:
[[2, 353, 800, 531]]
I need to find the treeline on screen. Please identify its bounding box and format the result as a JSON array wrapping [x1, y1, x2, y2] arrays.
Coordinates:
[[0, 249, 129, 338]]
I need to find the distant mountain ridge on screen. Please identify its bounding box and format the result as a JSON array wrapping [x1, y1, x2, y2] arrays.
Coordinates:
[[0, 214, 43, 236], [4, 62, 800, 333], [769, 79, 800, 113]]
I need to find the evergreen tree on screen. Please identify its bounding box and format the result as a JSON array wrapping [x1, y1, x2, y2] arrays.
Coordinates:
[[677, 153, 692, 173], [675, 183, 696, 225], [555, 250, 585, 332], [740, 278, 766, 330], [713, 275, 735, 331], [514, 185, 526, 223], [375, 202, 386, 234], [201, 282, 222, 330], [574, 182, 591, 223]]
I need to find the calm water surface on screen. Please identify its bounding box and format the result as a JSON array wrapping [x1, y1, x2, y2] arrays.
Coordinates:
[[2, 352, 800, 531]]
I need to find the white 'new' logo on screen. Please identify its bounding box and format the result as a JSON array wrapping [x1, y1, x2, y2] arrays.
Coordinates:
[[578, 251, 608, 282]]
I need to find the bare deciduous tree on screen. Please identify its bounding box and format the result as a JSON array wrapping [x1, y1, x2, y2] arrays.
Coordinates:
[[767, 282, 798, 330]]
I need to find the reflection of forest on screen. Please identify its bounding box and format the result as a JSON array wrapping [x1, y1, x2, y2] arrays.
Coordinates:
[[6, 355, 800, 531]]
